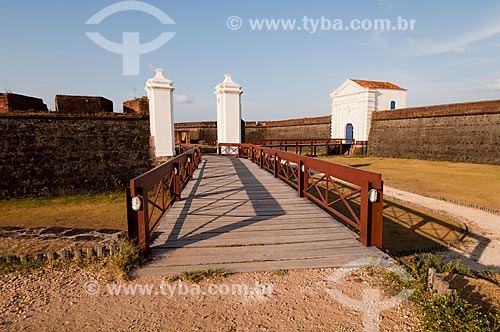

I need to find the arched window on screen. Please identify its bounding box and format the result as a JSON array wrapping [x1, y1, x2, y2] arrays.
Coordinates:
[[390, 100, 396, 110], [345, 123, 354, 144]]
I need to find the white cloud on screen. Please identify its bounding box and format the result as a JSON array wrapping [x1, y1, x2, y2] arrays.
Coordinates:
[[374, 20, 500, 56], [174, 94, 194, 104], [478, 79, 500, 92]]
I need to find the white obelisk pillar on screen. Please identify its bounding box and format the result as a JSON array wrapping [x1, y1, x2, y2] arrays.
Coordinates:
[[145, 68, 175, 160], [215, 74, 243, 150]]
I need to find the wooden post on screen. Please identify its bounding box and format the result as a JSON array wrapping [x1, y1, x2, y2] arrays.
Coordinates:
[[173, 163, 181, 201], [303, 162, 308, 197], [274, 153, 278, 178], [359, 182, 370, 246], [129, 186, 149, 251], [298, 160, 305, 197], [126, 187, 138, 241], [368, 181, 384, 248], [260, 150, 264, 169], [187, 156, 194, 179], [193, 151, 199, 168]]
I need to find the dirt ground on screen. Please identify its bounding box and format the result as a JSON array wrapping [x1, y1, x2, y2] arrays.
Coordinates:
[[447, 273, 500, 314], [0, 265, 421, 332]]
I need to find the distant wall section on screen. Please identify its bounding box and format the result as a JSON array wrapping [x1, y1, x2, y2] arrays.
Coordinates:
[[0, 93, 48, 113], [123, 96, 149, 115], [174, 121, 217, 145], [244, 115, 331, 141], [368, 100, 500, 165], [173, 116, 332, 145], [55, 95, 113, 114]]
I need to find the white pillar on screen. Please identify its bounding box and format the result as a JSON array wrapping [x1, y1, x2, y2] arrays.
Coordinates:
[[145, 68, 175, 158], [215, 74, 243, 145]]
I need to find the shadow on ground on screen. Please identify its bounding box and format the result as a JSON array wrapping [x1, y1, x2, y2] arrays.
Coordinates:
[[305, 176, 467, 254], [381, 200, 465, 254]]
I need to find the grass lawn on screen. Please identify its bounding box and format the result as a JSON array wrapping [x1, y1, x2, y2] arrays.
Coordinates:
[[0, 192, 127, 230], [322, 155, 500, 211]]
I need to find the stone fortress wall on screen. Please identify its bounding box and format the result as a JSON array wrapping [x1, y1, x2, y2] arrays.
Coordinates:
[[1, 93, 498, 198], [368, 99, 500, 165], [0, 94, 150, 198]]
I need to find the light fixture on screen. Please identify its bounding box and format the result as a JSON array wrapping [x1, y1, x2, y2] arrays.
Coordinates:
[[131, 196, 142, 211], [368, 189, 379, 203]]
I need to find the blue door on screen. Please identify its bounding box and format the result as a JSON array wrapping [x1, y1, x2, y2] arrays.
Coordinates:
[[345, 123, 353, 144]]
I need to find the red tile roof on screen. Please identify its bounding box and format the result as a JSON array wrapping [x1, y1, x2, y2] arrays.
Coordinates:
[[351, 79, 406, 90]]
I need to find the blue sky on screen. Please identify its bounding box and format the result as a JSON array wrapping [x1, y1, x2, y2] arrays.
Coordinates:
[[1, 0, 500, 122]]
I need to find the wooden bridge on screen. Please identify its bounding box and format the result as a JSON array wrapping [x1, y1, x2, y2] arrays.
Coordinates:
[[128, 145, 385, 277]]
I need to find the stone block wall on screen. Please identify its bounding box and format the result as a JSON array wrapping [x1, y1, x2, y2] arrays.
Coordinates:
[[174, 121, 217, 145], [55, 95, 113, 114], [368, 100, 500, 165], [0, 93, 48, 113], [0, 112, 151, 198], [123, 96, 149, 115], [0, 94, 6, 113], [244, 115, 331, 141]]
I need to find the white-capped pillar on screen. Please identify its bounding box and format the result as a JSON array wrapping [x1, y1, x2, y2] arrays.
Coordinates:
[[215, 74, 243, 145], [145, 68, 175, 158]]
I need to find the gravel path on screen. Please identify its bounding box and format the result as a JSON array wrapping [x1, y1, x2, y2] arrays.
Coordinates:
[[384, 186, 500, 271], [0, 265, 420, 331]]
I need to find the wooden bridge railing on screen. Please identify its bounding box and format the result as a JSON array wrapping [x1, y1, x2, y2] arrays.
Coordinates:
[[218, 143, 383, 247], [126, 146, 202, 251], [248, 138, 355, 156]]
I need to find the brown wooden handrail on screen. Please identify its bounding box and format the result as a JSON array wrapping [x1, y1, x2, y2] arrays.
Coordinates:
[[126, 146, 202, 251], [246, 138, 355, 156], [218, 143, 383, 247]]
